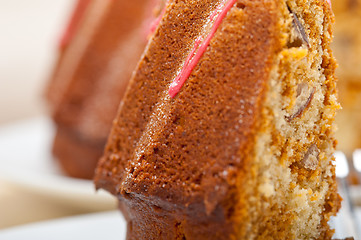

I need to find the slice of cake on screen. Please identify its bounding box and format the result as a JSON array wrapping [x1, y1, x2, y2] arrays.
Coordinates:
[[46, 0, 160, 179], [332, 0, 361, 153], [46, 0, 91, 107], [95, 0, 340, 239]]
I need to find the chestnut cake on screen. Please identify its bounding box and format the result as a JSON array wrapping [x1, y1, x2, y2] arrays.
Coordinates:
[[46, 0, 161, 178], [95, 0, 340, 239]]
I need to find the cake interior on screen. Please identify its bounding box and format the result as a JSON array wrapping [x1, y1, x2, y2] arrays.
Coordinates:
[[235, 0, 339, 238]]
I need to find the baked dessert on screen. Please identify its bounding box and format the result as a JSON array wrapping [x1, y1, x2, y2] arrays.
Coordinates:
[[95, 0, 340, 239], [46, 0, 91, 108], [332, 0, 361, 153], [46, 0, 159, 179]]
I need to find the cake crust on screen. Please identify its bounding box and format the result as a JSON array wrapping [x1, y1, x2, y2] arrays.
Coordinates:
[[96, 0, 280, 206]]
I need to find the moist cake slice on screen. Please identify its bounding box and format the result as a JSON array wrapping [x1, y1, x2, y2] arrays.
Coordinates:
[[95, 0, 340, 239]]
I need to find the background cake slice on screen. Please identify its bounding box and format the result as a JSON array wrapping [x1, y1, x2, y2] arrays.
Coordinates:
[[95, 0, 340, 239], [332, 0, 361, 153], [46, 0, 160, 179]]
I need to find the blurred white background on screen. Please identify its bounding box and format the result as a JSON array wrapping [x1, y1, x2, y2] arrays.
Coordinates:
[[0, 0, 96, 229], [0, 0, 74, 124]]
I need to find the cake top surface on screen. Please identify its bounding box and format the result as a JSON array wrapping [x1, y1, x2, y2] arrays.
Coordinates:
[[95, 0, 284, 208]]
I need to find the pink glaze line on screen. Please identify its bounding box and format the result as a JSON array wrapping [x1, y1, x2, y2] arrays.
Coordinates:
[[209, 0, 228, 21], [326, 0, 331, 7], [168, 0, 238, 98], [169, 36, 202, 94], [149, 1, 168, 35], [59, 0, 91, 49], [142, 0, 161, 40]]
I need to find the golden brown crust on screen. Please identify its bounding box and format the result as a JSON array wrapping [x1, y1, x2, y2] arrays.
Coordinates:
[[96, 0, 278, 194], [96, 0, 280, 239]]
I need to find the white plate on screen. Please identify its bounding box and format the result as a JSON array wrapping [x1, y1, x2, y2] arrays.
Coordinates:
[[0, 208, 359, 240], [0, 211, 126, 240], [0, 116, 116, 211]]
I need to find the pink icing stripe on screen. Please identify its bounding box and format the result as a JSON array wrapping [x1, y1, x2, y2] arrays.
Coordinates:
[[168, 37, 202, 96], [326, 0, 331, 6], [168, 0, 238, 98], [149, 1, 168, 35], [209, 0, 228, 21]]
